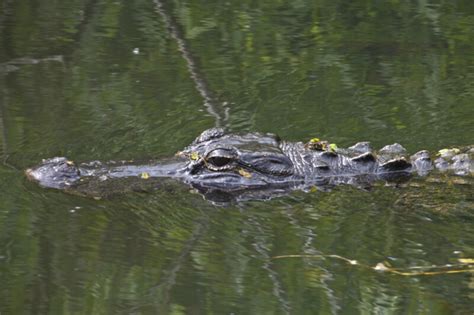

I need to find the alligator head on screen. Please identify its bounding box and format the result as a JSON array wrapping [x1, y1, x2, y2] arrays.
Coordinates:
[[24, 129, 298, 199], [176, 128, 298, 190]]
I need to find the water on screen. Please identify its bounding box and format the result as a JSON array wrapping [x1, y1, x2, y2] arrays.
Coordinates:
[[1, 0, 474, 313]]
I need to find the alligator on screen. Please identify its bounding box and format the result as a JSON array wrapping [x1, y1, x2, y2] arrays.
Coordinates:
[[25, 128, 473, 202]]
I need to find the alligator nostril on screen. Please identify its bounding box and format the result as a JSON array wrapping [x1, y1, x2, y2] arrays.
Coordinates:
[[25, 168, 34, 179]]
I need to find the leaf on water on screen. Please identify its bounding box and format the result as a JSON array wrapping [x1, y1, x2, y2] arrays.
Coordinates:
[[238, 169, 252, 178], [66, 160, 75, 166], [458, 258, 474, 264], [140, 172, 150, 179], [309, 137, 320, 143], [190, 151, 200, 160], [452, 178, 469, 185], [374, 262, 390, 271], [310, 186, 318, 193], [329, 143, 338, 152]]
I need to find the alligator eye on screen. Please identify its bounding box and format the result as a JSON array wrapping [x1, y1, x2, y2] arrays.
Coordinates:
[[207, 156, 233, 167], [205, 147, 238, 171]]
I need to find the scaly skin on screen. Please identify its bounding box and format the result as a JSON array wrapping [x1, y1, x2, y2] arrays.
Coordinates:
[[25, 128, 473, 201]]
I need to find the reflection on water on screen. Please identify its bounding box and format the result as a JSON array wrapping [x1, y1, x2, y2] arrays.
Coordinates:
[[1, 0, 474, 313]]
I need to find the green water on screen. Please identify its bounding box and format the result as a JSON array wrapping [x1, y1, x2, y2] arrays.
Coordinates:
[[1, 0, 474, 313]]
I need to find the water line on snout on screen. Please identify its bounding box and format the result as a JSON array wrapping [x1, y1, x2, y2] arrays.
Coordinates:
[[105, 160, 190, 179]]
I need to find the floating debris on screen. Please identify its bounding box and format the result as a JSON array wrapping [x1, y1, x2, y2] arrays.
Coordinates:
[[305, 137, 330, 151], [271, 254, 474, 277], [190, 152, 200, 160], [437, 148, 461, 158], [238, 168, 252, 178]]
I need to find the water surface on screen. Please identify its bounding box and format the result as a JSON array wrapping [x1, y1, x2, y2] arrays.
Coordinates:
[[1, 0, 474, 313]]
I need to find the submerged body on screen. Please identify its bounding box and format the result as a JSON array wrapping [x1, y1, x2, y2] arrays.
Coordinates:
[[26, 128, 473, 201]]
